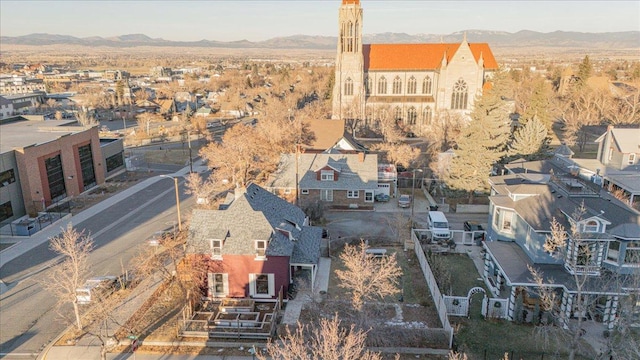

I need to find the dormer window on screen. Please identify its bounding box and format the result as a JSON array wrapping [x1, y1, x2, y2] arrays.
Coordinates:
[[255, 240, 267, 259], [210, 239, 223, 260], [321, 170, 334, 181], [583, 220, 599, 233]]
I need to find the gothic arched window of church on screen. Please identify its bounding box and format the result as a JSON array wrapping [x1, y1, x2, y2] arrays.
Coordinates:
[[393, 76, 402, 95], [344, 78, 354, 96], [407, 107, 417, 125], [394, 106, 403, 121], [422, 107, 433, 125], [407, 77, 417, 94], [342, 21, 356, 53], [422, 76, 432, 95], [365, 77, 372, 95], [378, 77, 387, 94], [451, 79, 468, 110]]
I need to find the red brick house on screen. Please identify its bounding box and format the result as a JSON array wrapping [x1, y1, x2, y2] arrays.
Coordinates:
[[186, 183, 322, 300]]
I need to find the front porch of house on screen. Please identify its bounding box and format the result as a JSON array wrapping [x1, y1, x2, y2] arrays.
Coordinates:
[[179, 298, 281, 340], [482, 241, 626, 330]]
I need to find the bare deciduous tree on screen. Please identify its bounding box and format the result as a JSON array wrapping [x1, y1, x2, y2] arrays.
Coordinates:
[[373, 143, 421, 170], [76, 109, 97, 127], [199, 124, 267, 190], [42, 224, 93, 330], [258, 315, 391, 360], [335, 240, 402, 311]]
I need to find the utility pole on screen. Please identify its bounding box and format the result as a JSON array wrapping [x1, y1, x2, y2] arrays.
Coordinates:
[[188, 130, 193, 173]]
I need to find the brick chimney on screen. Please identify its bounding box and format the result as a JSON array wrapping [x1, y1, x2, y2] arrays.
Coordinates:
[[358, 152, 365, 162]]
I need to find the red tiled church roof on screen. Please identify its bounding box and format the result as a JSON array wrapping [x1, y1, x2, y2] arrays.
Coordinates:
[[342, 0, 360, 4], [363, 43, 498, 71]]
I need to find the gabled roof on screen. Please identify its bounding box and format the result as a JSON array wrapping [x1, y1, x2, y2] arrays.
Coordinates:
[[363, 43, 498, 71], [490, 175, 640, 231], [187, 183, 321, 265], [268, 152, 378, 191], [303, 119, 346, 151], [595, 127, 640, 154]]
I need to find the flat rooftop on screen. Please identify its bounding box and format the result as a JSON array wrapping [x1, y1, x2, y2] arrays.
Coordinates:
[[0, 118, 87, 154]]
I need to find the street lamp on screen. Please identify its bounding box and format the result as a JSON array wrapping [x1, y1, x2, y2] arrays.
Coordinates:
[[159, 175, 182, 231], [410, 168, 423, 227]]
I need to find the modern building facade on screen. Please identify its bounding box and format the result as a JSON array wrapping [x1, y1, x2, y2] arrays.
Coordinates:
[[0, 117, 119, 223], [331, 0, 499, 134]]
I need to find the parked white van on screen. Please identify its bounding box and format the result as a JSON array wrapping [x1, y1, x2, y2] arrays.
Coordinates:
[[428, 211, 451, 241]]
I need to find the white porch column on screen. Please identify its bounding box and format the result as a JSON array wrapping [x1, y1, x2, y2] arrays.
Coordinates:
[[483, 252, 491, 279], [607, 296, 619, 330], [603, 296, 613, 324], [564, 292, 574, 324], [311, 264, 317, 292], [508, 287, 517, 321]]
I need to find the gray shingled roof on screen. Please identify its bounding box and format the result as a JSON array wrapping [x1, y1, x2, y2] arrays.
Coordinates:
[[187, 183, 321, 265], [268, 152, 378, 190], [485, 241, 623, 293], [490, 176, 640, 231]]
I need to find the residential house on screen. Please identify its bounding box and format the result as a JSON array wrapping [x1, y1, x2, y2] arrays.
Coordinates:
[[483, 170, 640, 329], [509, 127, 640, 211], [134, 99, 160, 113], [267, 152, 378, 210], [186, 183, 322, 299], [0, 96, 14, 119]]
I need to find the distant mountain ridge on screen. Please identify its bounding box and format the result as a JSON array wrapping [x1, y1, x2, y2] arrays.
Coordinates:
[[2, 31, 639, 49]]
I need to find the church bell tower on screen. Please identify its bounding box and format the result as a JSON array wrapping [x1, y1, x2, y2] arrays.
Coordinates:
[[331, 0, 364, 120]]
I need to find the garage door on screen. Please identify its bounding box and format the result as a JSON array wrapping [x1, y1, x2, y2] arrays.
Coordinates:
[[377, 183, 390, 196]]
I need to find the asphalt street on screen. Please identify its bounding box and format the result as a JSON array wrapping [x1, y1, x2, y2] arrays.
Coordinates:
[[0, 172, 195, 358]]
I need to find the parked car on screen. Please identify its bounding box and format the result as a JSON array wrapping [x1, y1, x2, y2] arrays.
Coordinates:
[[375, 193, 390, 202], [76, 276, 118, 304], [464, 221, 485, 244], [397, 194, 411, 208]]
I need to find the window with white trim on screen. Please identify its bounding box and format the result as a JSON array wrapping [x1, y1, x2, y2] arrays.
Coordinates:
[[208, 273, 228, 297], [629, 153, 637, 165], [320, 170, 334, 181], [249, 273, 275, 298], [624, 242, 640, 266], [320, 189, 333, 202], [347, 190, 359, 198], [255, 240, 267, 259], [607, 240, 620, 263], [583, 220, 598, 233], [210, 239, 223, 259], [365, 191, 374, 202], [494, 207, 515, 233], [301, 189, 309, 195]]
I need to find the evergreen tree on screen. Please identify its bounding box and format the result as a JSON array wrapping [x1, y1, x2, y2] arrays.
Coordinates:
[[577, 55, 593, 86], [446, 70, 511, 203], [509, 116, 549, 160], [520, 77, 553, 130]]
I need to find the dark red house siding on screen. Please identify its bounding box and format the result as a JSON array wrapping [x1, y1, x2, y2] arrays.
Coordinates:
[[207, 254, 291, 299]]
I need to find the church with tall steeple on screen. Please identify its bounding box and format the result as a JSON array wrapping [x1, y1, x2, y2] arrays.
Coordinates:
[[331, 0, 499, 135]]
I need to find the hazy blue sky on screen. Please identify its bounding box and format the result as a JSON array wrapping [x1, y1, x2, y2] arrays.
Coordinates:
[[2, 1, 639, 42]]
